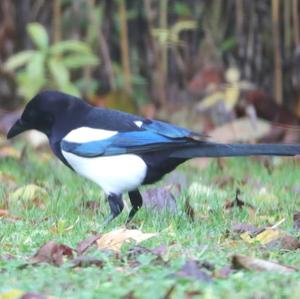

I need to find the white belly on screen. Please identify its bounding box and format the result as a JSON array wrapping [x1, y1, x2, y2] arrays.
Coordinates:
[[62, 151, 147, 195]]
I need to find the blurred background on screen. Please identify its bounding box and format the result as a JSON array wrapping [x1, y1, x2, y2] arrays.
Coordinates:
[[1, 0, 300, 144]]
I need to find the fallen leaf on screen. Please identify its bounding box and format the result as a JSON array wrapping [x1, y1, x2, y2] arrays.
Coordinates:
[[126, 245, 167, 262], [142, 186, 178, 213], [267, 235, 300, 251], [208, 117, 271, 143], [9, 184, 48, 208], [0, 209, 9, 217], [0, 289, 24, 299], [213, 266, 233, 279], [0, 145, 21, 159], [176, 260, 212, 283], [236, 219, 300, 251], [69, 256, 104, 268], [184, 290, 203, 298], [29, 241, 74, 266], [0, 209, 22, 222], [76, 234, 102, 255], [20, 292, 48, 299], [231, 223, 260, 235], [96, 228, 157, 252], [151, 244, 168, 256], [294, 212, 300, 232], [0, 172, 17, 189], [240, 228, 281, 245], [232, 254, 297, 273]]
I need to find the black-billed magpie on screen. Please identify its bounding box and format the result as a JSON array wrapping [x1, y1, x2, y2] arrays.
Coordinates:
[[7, 91, 300, 224]]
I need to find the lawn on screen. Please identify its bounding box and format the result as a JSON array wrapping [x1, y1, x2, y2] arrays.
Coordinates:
[[1, 142, 300, 299]]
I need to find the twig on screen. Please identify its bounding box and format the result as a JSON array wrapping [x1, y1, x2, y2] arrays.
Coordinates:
[[119, 0, 132, 94], [292, 0, 300, 47], [53, 0, 61, 43], [272, 0, 283, 104]]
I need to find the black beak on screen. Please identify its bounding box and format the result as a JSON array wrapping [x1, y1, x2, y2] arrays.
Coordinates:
[[7, 119, 30, 139]]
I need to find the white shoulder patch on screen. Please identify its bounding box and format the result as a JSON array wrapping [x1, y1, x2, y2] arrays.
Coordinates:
[[64, 127, 117, 143], [134, 121, 143, 128]]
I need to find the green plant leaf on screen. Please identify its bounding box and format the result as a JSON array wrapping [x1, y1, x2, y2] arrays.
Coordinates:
[[48, 58, 80, 96], [4, 50, 36, 70], [16, 52, 46, 98], [173, 3, 192, 16], [220, 37, 237, 52], [50, 40, 93, 55], [62, 54, 99, 69], [48, 58, 70, 86], [27, 23, 49, 50], [17, 72, 45, 99], [60, 83, 81, 97], [26, 52, 45, 79]]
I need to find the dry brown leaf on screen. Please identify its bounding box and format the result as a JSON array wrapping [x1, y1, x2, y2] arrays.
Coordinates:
[[237, 219, 300, 250], [209, 117, 271, 143], [20, 292, 49, 299], [69, 256, 104, 268], [231, 223, 260, 235], [213, 266, 233, 279], [126, 245, 168, 266], [142, 186, 178, 213], [232, 254, 297, 273], [0, 209, 9, 217], [96, 228, 157, 252], [0, 209, 22, 222], [76, 234, 102, 255], [9, 184, 48, 208], [268, 235, 300, 251], [0, 145, 21, 159], [184, 290, 203, 299], [0, 172, 17, 189], [175, 260, 212, 283], [29, 240, 74, 266]]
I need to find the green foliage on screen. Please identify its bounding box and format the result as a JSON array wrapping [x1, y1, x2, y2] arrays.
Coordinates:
[[4, 23, 99, 99], [173, 3, 192, 16], [152, 20, 197, 47]]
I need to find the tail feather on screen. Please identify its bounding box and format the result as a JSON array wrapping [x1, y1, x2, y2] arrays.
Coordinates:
[[170, 143, 300, 159]]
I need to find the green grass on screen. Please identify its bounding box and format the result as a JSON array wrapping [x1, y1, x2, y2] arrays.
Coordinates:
[[1, 145, 300, 299]]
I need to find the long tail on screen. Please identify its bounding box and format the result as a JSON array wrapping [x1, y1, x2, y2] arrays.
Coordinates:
[[170, 143, 300, 159]]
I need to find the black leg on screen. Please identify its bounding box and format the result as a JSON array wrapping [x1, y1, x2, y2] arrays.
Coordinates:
[[103, 193, 124, 226], [127, 189, 143, 224]]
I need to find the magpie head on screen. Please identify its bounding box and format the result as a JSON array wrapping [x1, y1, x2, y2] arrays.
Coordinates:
[[7, 90, 80, 139]]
